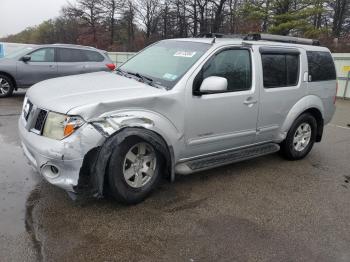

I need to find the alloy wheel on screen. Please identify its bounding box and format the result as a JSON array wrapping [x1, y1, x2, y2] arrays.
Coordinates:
[[123, 142, 157, 188], [0, 78, 10, 95], [293, 123, 312, 152]]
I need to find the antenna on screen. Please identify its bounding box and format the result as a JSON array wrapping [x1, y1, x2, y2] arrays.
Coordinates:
[[211, 37, 216, 44]]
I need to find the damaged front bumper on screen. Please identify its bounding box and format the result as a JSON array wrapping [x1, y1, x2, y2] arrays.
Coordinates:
[[18, 117, 105, 192]]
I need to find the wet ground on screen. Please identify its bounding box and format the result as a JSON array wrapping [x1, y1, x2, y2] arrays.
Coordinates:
[[1, 91, 350, 262]]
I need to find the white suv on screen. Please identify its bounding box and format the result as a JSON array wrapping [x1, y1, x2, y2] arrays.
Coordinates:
[[19, 34, 337, 204]]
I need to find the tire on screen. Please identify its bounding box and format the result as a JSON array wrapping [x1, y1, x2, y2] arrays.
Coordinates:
[[107, 136, 163, 205], [280, 113, 317, 160], [0, 74, 14, 98]]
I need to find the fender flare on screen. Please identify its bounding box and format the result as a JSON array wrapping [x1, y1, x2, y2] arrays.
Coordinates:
[[279, 95, 324, 140]]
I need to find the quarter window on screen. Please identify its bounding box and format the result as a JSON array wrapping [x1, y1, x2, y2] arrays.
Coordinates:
[[261, 53, 299, 88], [197, 49, 252, 92], [307, 51, 336, 82], [85, 50, 105, 62], [29, 48, 55, 62]]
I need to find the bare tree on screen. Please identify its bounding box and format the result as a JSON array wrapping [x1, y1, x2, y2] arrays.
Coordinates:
[[196, 0, 210, 33], [161, 2, 171, 38], [331, 0, 349, 37], [65, 0, 104, 45], [121, 0, 137, 50], [101, 0, 125, 45], [5, 0, 350, 52], [135, 0, 161, 39], [210, 0, 227, 32]]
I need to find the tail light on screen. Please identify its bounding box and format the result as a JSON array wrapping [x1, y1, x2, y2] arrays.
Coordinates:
[[334, 82, 338, 104], [106, 63, 116, 71]]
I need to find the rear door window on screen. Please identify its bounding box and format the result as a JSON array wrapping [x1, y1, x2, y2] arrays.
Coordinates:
[[307, 51, 336, 82], [261, 53, 299, 88], [57, 48, 87, 62]]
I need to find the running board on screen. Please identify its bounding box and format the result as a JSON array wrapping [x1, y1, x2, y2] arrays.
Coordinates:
[[175, 143, 280, 175]]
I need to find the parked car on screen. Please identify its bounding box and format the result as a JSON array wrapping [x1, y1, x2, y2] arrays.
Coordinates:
[[19, 34, 337, 204], [0, 44, 115, 97]]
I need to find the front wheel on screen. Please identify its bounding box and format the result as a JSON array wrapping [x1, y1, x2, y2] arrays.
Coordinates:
[[107, 137, 162, 205], [280, 113, 317, 160], [0, 75, 14, 98]]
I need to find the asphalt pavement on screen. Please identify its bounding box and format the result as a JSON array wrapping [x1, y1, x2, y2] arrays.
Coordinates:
[[1, 91, 350, 262]]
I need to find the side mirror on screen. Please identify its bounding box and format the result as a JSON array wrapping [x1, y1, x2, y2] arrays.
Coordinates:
[[22, 55, 31, 63], [199, 76, 228, 94]]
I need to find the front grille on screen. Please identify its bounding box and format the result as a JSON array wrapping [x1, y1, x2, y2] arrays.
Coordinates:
[[34, 109, 48, 132], [24, 100, 33, 121]]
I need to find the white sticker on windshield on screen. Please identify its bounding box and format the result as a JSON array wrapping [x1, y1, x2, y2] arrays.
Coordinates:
[[163, 73, 178, 81], [174, 51, 197, 58]]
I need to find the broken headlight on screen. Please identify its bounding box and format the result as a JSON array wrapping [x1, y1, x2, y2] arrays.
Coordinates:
[[42, 112, 85, 140]]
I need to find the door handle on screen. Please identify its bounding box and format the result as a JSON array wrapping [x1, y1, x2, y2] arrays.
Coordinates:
[[243, 98, 258, 106]]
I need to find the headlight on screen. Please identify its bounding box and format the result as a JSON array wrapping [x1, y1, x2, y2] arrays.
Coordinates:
[[42, 112, 84, 140]]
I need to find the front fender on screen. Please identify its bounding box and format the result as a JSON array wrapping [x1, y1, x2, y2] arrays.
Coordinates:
[[279, 95, 324, 140], [90, 110, 183, 158]]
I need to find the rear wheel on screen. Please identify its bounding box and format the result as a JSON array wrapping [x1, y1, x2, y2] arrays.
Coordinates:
[[107, 137, 162, 205], [0, 75, 14, 98], [280, 113, 317, 160]]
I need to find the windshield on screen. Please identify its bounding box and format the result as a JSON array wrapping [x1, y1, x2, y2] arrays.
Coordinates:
[[119, 40, 210, 89], [4, 47, 35, 59]]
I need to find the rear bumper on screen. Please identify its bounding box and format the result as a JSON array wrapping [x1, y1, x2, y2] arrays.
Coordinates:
[[18, 117, 105, 192]]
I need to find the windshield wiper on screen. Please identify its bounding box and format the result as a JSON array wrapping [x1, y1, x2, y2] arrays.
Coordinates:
[[117, 68, 166, 89], [116, 68, 126, 76], [125, 71, 155, 87]]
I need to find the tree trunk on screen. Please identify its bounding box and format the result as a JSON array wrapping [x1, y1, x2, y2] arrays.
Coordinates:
[[332, 0, 347, 37], [212, 0, 226, 33], [262, 0, 270, 32], [193, 1, 198, 36]]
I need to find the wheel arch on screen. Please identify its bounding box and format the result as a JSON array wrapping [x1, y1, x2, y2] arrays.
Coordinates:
[[75, 126, 176, 199], [302, 108, 324, 142], [280, 95, 325, 142]]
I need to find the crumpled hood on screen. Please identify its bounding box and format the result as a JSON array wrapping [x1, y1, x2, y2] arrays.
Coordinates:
[[26, 72, 165, 119]]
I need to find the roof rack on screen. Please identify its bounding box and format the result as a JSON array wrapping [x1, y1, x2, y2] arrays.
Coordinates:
[[52, 43, 97, 49], [196, 33, 245, 39], [196, 33, 320, 46], [244, 34, 320, 46]]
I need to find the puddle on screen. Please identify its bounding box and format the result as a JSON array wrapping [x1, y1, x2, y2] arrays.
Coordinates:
[[25, 186, 43, 261], [0, 135, 41, 236]]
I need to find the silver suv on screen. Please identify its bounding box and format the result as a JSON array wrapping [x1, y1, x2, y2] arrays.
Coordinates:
[[19, 34, 337, 204], [0, 44, 115, 97]]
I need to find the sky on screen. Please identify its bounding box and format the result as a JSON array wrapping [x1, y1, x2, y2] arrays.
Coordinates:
[[0, 0, 74, 38]]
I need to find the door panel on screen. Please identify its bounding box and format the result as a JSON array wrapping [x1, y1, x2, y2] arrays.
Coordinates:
[[56, 48, 87, 77], [256, 48, 308, 142], [17, 48, 57, 87], [57, 62, 86, 77], [184, 48, 259, 159]]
